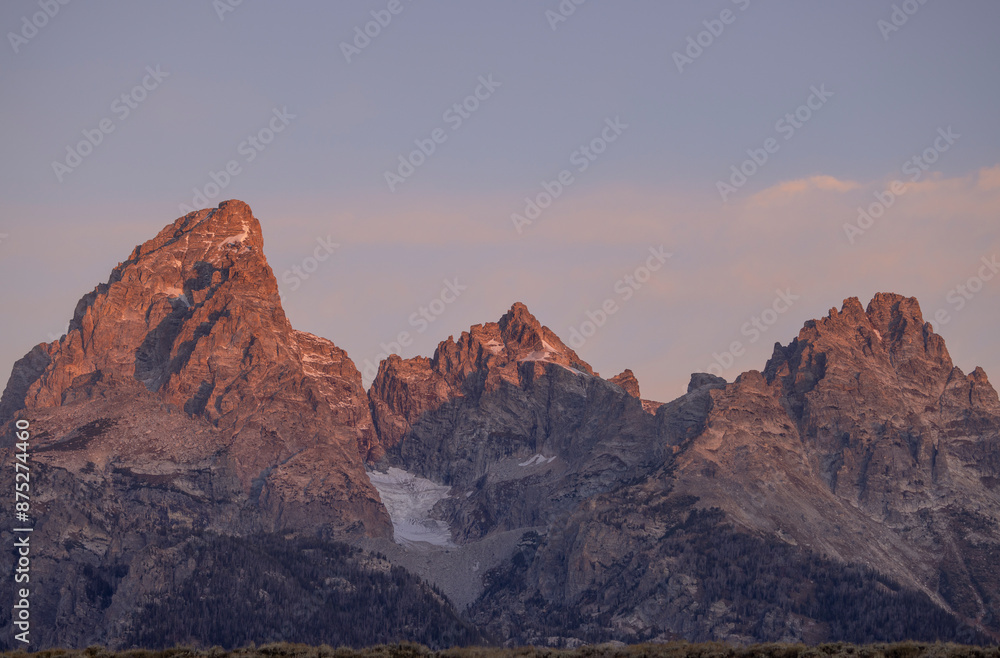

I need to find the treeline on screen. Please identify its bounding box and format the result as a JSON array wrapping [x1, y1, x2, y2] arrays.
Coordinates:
[[117, 534, 483, 650]]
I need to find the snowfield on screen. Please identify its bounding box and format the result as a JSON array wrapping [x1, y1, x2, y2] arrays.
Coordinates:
[[519, 454, 557, 467], [367, 468, 455, 548]]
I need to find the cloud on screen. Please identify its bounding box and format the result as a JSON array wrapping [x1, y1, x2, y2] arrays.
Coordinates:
[[976, 164, 1000, 192], [747, 175, 861, 207]]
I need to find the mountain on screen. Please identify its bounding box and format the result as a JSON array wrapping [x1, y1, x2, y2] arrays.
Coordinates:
[[0, 202, 468, 649], [2, 201, 998, 650], [1, 200, 386, 536], [366, 295, 1000, 645], [463, 295, 1000, 645], [367, 301, 663, 544], [676, 294, 1000, 632]]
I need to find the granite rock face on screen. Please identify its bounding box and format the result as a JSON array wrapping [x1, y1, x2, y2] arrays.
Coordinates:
[[2, 200, 998, 649], [610, 369, 641, 398], [2, 200, 387, 536], [368, 303, 661, 542], [676, 293, 1000, 592], [0, 201, 391, 649], [468, 295, 1000, 645], [744, 294, 1000, 626]]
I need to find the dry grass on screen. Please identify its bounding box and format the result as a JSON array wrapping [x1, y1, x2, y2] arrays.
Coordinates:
[[3, 641, 998, 658]]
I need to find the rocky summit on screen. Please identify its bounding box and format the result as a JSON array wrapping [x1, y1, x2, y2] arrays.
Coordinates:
[[0, 202, 398, 650], [473, 294, 1000, 645], [2, 201, 998, 650]]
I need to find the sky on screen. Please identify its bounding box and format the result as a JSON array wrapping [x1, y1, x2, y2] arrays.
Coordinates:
[[1, 1, 998, 402]]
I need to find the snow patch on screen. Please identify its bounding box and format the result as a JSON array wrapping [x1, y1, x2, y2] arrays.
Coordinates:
[[481, 339, 504, 354], [162, 286, 191, 307], [520, 339, 559, 362], [218, 220, 250, 249], [519, 454, 556, 467], [520, 350, 553, 362], [517, 356, 586, 377], [367, 468, 455, 548]]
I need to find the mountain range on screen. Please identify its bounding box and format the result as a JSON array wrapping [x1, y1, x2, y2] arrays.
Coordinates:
[[2, 201, 998, 649]]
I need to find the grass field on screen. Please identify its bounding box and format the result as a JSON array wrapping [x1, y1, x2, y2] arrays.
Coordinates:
[[3, 641, 999, 658]]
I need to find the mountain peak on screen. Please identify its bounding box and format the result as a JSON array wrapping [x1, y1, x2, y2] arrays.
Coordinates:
[[127, 199, 264, 270], [370, 303, 602, 455], [829, 296, 867, 323], [864, 292, 927, 339], [497, 302, 544, 345], [494, 303, 595, 376], [1, 200, 389, 537], [800, 293, 948, 363], [423, 303, 596, 383], [503, 301, 534, 320], [3, 201, 280, 415], [610, 369, 640, 398], [764, 292, 969, 421]]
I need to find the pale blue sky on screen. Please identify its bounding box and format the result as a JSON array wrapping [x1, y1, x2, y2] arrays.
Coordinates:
[[2, 1, 999, 401]]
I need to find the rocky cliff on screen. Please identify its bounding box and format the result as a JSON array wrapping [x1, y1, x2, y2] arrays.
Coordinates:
[[0, 201, 399, 649], [2, 201, 998, 650], [676, 294, 1000, 631], [466, 295, 1000, 645], [367, 302, 661, 542]]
